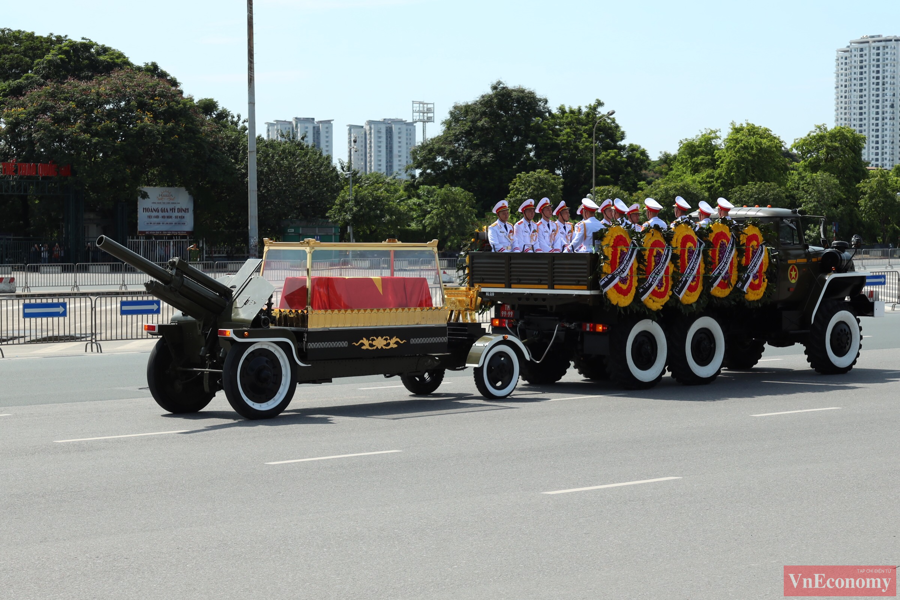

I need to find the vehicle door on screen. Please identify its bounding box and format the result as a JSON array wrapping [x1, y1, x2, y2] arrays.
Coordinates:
[[775, 217, 813, 304]]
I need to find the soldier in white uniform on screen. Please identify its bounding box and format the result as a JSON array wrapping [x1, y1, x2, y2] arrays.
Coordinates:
[[513, 198, 538, 252], [717, 197, 734, 221], [642, 198, 668, 231], [552, 201, 574, 252], [672, 196, 693, 227], [598, 199, 616, 229], [626, 203, 641, 230], [697, 201, 714, 227], [534, 197, 560, 253], [487, 200, 514, 252], [566, 198, 601, 253], [613, 198, 630, 227]]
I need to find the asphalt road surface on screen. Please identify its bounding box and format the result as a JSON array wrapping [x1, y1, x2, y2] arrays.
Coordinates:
[[1, 315, 899, 599]]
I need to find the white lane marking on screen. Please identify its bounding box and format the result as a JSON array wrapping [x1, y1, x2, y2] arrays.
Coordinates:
[[752, 407, 842, 417], [266, 450, 402, 465], [758, 380, 841, 387], [544, 477, 682, 495], [549, 394, 623, 402], [758, 358, 783, 362], [358, 385, 405, 390], [0, 414, 11, 417], [54, 430, 190, 443]]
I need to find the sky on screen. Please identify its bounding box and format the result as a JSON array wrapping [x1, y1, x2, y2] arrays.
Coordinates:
[[8, 0, 900, 167]]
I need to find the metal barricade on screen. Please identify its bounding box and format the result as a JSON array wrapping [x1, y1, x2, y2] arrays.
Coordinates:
[[19, 263, 77, 292], [862, 271, 899, 308], [0, 294, 96, 355], [93, 293, 177, 344]]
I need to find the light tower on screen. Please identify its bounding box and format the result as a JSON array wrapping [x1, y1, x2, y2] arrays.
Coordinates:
[[412, 101, 435, 142]]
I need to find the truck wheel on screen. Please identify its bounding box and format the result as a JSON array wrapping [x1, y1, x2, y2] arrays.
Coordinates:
[[804, 300, 861, 375], [723, 337, 765, 370], [607, 318, 667, 390], [668, 315, 725, 385], [147, 338, 215, 414], [400, 369, 445, 395], [573, 354, 609, 381], [474, 342, 520, 400], [520, 354, 570, 385], [223, 341, 297, 419]]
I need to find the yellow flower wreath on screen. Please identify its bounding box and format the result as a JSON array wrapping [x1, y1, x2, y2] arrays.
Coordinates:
[[671, 224, 703, 305], [740, 224, 769, 302], [708, 222, 738, 299], [600, 225, 637, 307], [641, 228, 672, 311]]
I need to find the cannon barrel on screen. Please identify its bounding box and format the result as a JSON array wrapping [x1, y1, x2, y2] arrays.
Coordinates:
[[96, 235, 232, 323]]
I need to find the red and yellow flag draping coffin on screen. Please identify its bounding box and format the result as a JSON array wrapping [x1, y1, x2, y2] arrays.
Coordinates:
[[279, 277, 433, 310]]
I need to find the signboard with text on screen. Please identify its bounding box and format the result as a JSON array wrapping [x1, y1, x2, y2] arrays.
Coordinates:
[[138, 187, 194, 234]]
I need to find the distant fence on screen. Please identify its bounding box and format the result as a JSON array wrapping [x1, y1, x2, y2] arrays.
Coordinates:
[[4, 262, 245, 292], [862, 271, 899, 308]]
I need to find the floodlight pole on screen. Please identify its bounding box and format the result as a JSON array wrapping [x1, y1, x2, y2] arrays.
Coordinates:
[[348, 136, 357, 243], [247, 0, 259, 257], [592, 109, 616, 198]]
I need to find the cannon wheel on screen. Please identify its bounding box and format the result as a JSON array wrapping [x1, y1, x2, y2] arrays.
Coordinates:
[[474, 342, 520, 400], [223, 341, 297, 419], [147, 338, 215, 414], [400, 369, 445, 395]]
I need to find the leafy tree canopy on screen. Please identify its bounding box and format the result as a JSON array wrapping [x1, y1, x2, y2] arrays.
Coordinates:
[[328, 173, 408, 242], [791, 124, 868, 200], [406, 185, 478, 251], [728, 181, 790, 209], [857, 169, 900, 245], [507, 169, 564, 208], [716, 122, 789, 192]]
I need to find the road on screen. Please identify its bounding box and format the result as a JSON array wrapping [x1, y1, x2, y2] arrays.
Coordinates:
[[1, 315, 899, 599]]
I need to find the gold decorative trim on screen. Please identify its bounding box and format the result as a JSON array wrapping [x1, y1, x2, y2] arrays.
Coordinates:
[[353, 336, 406, 350], [308, 307, 450, 329]]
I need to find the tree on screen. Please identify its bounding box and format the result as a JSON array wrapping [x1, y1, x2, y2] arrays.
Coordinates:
[[791, 125, 868, 200], [506, 169, 564, 208], [410, 81, 549, 212], [716, 122, 789, 192], [857, 169, 900, 245], [328, 173, 409, 242], [407, 185, 477, 251], [666, 129, 722, 199], [590, 185, 632, 205], [639, 178, 709, 223], [256, 137, 342, 237], [728, 181, 790, 209], [537, 101, 649, 199]]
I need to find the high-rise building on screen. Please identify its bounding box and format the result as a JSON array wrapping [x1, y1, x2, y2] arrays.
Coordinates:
[[264, 117, 334, 160], [835, 35, 900, 169], [346, 119, 417, 179]]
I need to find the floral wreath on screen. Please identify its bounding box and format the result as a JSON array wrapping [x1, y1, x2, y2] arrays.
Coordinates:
[[739, 224, 769, 302], [670, 223, 704, 306], [599, 225, 637, 307], [639, 227, 672, 311], [707, 222, 738, 299]]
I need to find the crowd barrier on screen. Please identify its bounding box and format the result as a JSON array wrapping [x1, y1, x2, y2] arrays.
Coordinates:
[[862, 271, 899, 308]]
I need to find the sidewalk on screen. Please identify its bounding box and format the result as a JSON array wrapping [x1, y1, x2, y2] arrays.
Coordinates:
[[0, 339, 156, 359]]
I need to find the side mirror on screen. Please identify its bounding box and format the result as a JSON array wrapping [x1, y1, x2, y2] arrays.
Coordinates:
[[851, 234, 862, 249]]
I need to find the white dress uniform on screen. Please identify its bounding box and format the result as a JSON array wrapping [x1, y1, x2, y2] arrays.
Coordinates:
[[488, 220, 514, 252], [535, 217, 560, 253], [554, 221, 574, 252], [514, 219, 538, 252], [642, 216, 668, 231], [568, 217, 603, 253], [716, 197, 734, 221]]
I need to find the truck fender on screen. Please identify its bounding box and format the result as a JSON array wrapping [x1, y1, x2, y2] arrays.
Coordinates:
[[221, 330, 310, 367], [465, 334, 532, 368], [803, 272, 867, 324]]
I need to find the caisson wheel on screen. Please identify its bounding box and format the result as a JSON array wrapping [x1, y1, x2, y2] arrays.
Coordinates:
[[574, 354, 609, 381], [223, 341, 297, 419], [606, 318, 667, 390], [520, 353, 569, 385], [400, 369, 445, 395], [804, 300, 861, 375], [147, 338, 215, 414], [668, 315, 725, 385], [474, 342, 520, 400], [723, 336, 766, 370]]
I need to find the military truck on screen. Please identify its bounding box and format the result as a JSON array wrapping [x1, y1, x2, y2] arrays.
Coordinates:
[[96, 236, 513, 419], [466, 207, 884, 391]]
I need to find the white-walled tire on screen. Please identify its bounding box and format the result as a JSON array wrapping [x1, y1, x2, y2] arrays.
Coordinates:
[[607, 318, 668, 390], [474, 342, 520, 399], [668, 315, 725, 385], [804, 300, 861, 375], [223, 341, 297, 419]]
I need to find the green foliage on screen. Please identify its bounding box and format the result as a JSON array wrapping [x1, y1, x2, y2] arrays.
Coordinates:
[[406, 185, 478, 251], [791, 125, 868, 201], [328, 173, 408, 242], [729, 181, 790, 209], [716, 122, 789, 191], [638, 178, 709, 223], [256, 137, 342, 238], [857, 169, 900, 245], [507, 169, 564, 208], [667, 129, 722, 198]]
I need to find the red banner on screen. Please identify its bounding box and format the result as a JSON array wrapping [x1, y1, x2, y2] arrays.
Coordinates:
[[279, 277, 433, 310], [0, 161, 71, 177]]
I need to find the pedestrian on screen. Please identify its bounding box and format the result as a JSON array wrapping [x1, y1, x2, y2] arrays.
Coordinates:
[[642, 198, 668, 231], [534, 197, 560, 253], [716, 197, 734, 221], [41, 244, 49, 264], [513, 199, 538, 253], [487, 200, 514, 253], [566, 198, 602, 253], [697, 201, 714, 227], [553, 201, 574, 252]]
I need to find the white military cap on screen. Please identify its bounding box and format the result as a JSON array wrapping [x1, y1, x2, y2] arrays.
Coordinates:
[[717, 197, 734, 211], [644, 198, 662, 212], [627, 203, 640, 215], [674, 196, 691, 211], [576, 204, 584, 216], [614, 198, 629, 214], [536, 197, 552, 213], [553, 201, 568, 216], [492, 200, 509, 214], [599, 198, 613, 211], [698, 200, 714, 215], [582, 198, 600, 211], [518, 198, 535, 212]]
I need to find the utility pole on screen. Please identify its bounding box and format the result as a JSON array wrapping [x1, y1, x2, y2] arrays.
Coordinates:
[[348, 136, 356, 243], [247, 0, 259, 257]]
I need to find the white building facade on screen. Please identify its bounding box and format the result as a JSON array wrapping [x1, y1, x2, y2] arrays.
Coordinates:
[[347, 119, 417, 179], [264, 117, 334, 159], [835, 35, 900, 169]]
